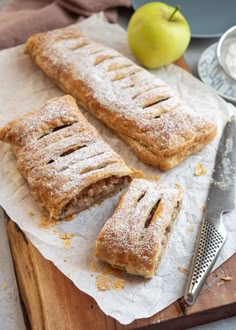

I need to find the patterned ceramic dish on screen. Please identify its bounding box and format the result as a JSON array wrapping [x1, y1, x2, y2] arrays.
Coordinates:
[[198, 42, 236, 103]]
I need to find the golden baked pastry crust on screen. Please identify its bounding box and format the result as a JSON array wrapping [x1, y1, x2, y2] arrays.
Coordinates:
[[0, 95, 134, 220], [94, 179, 183, 278], [24, 25, 217, 170]]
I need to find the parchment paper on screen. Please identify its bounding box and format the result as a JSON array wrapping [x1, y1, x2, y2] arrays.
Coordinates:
[[0, 15, 235, 325]]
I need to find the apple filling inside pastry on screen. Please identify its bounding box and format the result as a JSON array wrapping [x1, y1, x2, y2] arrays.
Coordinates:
[[94, 179, 183, 278], [61, 175, 131, 219]]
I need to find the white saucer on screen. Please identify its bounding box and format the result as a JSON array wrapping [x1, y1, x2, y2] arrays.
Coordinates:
[[198, 42, 236, 103]]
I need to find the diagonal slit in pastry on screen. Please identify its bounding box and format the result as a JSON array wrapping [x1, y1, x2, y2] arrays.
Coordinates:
[[90, 48, 108, 55], [107, 62, 132, 72], [132, 86, 163, 100], [142, 97, 170, 109], [137, 192, 146, 202], [94, 55, 116, 65], [144, 199, 161, 229], [69, 41, 89, 50], [38, 123, 74, 140], [139, 199, 161, 240], [60, 144, 86, 157], [46, 144, 87, 165], [111, 68, 141, 81]]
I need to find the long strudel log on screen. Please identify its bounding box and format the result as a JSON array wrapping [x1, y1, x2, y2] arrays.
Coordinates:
[[24, 25, 217, 170]]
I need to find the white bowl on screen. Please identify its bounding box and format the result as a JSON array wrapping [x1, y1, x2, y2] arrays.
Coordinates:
[[217, 25, 236, 80]]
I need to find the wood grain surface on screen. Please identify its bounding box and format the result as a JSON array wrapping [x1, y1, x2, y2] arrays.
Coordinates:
[[6, 57, 236, 329], [7, 218, 236, 330]]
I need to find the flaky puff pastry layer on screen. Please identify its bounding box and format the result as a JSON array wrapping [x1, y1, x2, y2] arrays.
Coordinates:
[[0, 95, 134, 220], [24, 25, 217, 170], [94, 179, 183, 278]]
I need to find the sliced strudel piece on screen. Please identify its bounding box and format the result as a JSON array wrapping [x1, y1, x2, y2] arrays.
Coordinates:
[[0, 95, 134, 220], [24, 25, 217, 170], [94, 179, 183, 278]]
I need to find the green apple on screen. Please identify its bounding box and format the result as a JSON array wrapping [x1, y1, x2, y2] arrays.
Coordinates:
[[127, 2, 191, 69]]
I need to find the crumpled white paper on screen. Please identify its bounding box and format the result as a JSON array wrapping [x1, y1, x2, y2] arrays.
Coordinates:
[[0, 15, 235, 325]]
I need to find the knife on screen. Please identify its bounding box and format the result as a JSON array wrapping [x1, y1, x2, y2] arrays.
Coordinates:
[[184, 116, 236, 306]]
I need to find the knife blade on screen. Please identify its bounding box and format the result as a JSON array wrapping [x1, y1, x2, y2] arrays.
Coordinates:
[[184, 116, 236, 306], [206, 116, 236, 216]]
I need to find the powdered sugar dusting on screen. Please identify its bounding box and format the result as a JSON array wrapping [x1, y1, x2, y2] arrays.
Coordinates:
[[212, 136, 234, 190], [0, 96, 79, 147], [1, 95, 132, 218], [95, 179, 183, 278], [25, 25, 217, 159], [0, 16, 235, 325]]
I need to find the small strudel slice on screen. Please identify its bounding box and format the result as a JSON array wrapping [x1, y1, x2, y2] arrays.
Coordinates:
[[0, 95, 134, 221], [94, 179, 183, 278], [24, 25, 217, 170]]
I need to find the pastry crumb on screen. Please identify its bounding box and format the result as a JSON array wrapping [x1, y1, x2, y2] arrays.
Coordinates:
[[63, 239, 71, 250], [96, 275, 112, 291], [103, 265, 123, 278], [221, 276, 232, 281], [175, 183, 181, 189], [178, 267, 190, 275], [59, 233, 74, 240], [112, 278, 124, 291], [194, 163, 207, 176], [59, 233, 74, 250], [1, 283, 8, 290], [28, 211, 35, 216], [95, 265, 125, 291]]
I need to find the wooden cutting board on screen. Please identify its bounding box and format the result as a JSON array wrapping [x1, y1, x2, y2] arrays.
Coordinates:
[[6, 58, 236, 330]]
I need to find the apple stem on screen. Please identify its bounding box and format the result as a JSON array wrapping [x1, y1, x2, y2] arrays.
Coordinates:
[[168, 5, 180, 21]]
